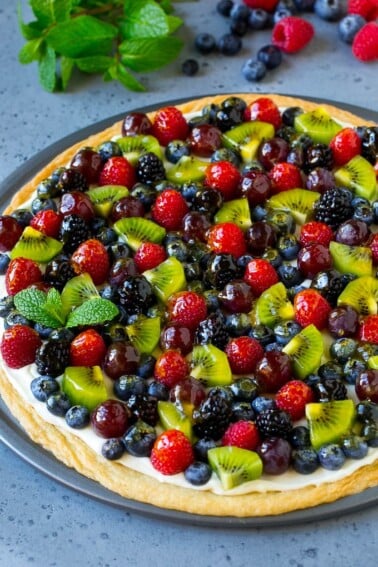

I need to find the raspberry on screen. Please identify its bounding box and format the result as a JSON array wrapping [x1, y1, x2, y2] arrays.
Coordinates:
[[134, 242, 167, 272], [329, 128, 362, 166], [30, 209, 63, 238], [269, 162, 303, 193], [167, 291, 208, 330], [99, 156, 136, 188], [243, 258, 279, 296], [204, 161, 241, 200], [225, 336, 264, 374], [151, 189, 189, 231], [5, 257, 43, 295], [154, 349, 190, 388], [358, 315, 378, 344], [207, 222, 247, 258], [371, 233, 378, 263], [352, 22, 378, 61], [69, 329, 107, 367], [294, 288, 332, 330], [299, 221, 334, 247], [243, 0, 279, 9], [275, 380, 315, 421], [348, 0, 378, 21], [244, 97, 282, 130], [0, 325, 42, 369], [150, 429, 194, 475], [222, 420, 261, 451], [151, 106, 189, 146], [71, 238, 110, 285], [272, 16, 315, 53]]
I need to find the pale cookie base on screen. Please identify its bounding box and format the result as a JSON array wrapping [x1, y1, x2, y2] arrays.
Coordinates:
[[1, 93, 377, 517]]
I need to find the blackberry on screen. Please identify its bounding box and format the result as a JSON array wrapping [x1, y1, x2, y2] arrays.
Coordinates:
[[313, 187, 354, 229], [136, 152, 166, 185], [304, 143, 333, 172], [118, 276, 155, 315], [311, 269, 346, 306], [193, 388, 232, 440], [57, 168, 89, 193], [58, 214, 91, 253], [195, 311, 229, 350], [44, 255, 76, 291], [312, 378, 348, 402], [256, 408, 293, 439], [203, 254, 241, 290], [35, 338, 70, 378], [126, 394, 158, 426]]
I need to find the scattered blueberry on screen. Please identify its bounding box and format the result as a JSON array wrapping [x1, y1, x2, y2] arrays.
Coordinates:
[[230, 18, 249, 36], [314, 0, 344, 21], [184, 461, 212, 486], [217, 33, 242, 56], [318, 443, 346, 470], [102, 438, 125, 460], [195, 32, 216, 54], [249, 9, 271, 30], [273, 7, 294, 23], [257, 44, 283, 70], [230, 3, 250, 21], [294, 0, 315, 10], [217, 0, 234, 17], [241, 58, 267, 81], [338, 14, 366, 44], [182, 58, 199, 76], [65, 405, 90, 429]]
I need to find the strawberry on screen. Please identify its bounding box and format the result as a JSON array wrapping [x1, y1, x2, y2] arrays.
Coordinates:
[[167, 291, 207, 330], [243, 0, 279, 10], [69, 329, 107, 367], [329, 128, 362, 166], [151, 106, 189, 146], [225, 336, 264, 374], [151, 189, 189, 231], [243, 258, 279, 296], [370, 233, 378, 263], [272, 16, 315, 53], [1, 324, 42, 369], [244, 97, 282, 130], [154, 349, 190, 388], [275, 380, 315, 421], [204, 161, 241, 200], [207, 222, 247, 258], [348, 0, 378, 21], [98, 156, 136, 188], [71, 238, 110, 285], [299, 221, 334, 247], [30, 209, 63, 238], [358, 314, 378, 344], [352, 22, 378, 61], [269, 162, 303, 193], [222, 420, 261, 451], [150, 429, 194, 475], [134, 242, 167, 272], [294, 288, 332, 330], [5, 257, 43, 295]]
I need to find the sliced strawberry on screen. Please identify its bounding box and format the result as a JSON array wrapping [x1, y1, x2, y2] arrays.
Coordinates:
[[294, 288, 332, 330], [1, 324, 41, 369], [207, 222, 247, 258], [99, 156, 136, 188], [151, 106, 189, 146], [69, 329, 107, 367], [150, 429, 194, 475], [225, 336, 264, 374], [5, 257, 43, 295], [276, 380, 315, 421], [151, 189, 189, 231], [205, 161, 241, 200], [243, 258, 279, 296], [222, 420, 261, 451], [154, 349, 190, 388], [71, 238, 110, 285]]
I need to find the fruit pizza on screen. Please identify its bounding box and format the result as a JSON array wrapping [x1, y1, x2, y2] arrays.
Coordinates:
[[0, 93, 377, 517]]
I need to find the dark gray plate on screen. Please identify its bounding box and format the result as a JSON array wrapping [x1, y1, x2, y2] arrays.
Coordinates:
[[0, 95, 377, 528]]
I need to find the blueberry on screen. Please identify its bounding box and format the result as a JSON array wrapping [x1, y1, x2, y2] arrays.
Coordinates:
[[330, 337, 358, 363], [248, 324, 275, 347], [249, 9, 271, 29], [96, 226, 118, 246], [230, 3, 250, 21], [262, 247, 282, 268], [102, 438, 125, 460], [338, 14, 366, 44], [225, 313, 252, 336], [353, 203, 374, 225], [314, 0, 344, 21], [211, 147, 241, 168], [165, 140, 191, 164], [318, 443, 346, 470], [193, 437, 219, 462], [294, 0, 315, 10], [292, 448, 319, 474], [195, 32, 216, 54], [98, 141, 122, 161], [31, 197, 57, 215], [373, 200, 378, 223], [257, 44, 283, 70], [274, 320, 302, 345], [123, 421, 156, 457], [343, 358, 366, 384], [229, 376, 259, 402], [356, 401, 378, 423], [0, 253, 10, 275], [273, 7, 294, 23], [230, 18, 249, 35], [182, 58, 199, 76], [278, 233, 300, 260], [317, 361, 344, 381], [217, 33, 242, 56], [147, 379, 169, 401], [184, 461, 212, 486], [137, 354, 156, 379], [0, 296, 14, 318], [277, 263, 303, 287], [65, 405, 90, 429], [289, 426, 311, 449], [31, 376, 60, 402], [166, 239, 189, 262], [130, 184, 156, 212], [4, 310, 31, 329], [341, 435, 369, 459], [252, 396, 277, 414], [11, 208, 33, 227], [217, 0, 234, 17], [282, 106, 304, 126], [242, 58, 267, 82], [251, 204, 268, 221], [34, 322, 55, 339], [46, 392, 72, 417], [231, 401, 256, 421], [361, 421, 378, 447], [114, 375, 146, 401]]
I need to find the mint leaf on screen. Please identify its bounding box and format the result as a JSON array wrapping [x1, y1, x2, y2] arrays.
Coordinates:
[[121, 0, 170, 39], [19, 38, 44, 64], [106, 63, 146, 92], [66, 298, 119, 328], [166, 15, 183, 34], [60, 56, 75, 89], [31, 0, 56, 26], [18, 4, 44, 40], [38, 44, 57, 92], [75, 55, 114, 73], [13, 288, 62, 329], [53, 0, 73, 22], [120, 37, 183, 72]]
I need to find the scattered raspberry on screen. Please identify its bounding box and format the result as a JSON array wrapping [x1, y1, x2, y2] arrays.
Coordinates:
[[1, 324, 42, 369], [371, 233, 378, 263], [207, 222, 247, 258], [294, 288, 332, 330], [275, 380, 315, 421], [358, 314, 378, 344], [272, 16, 315, 54], [204, 161, 241, 200], [151, 106, 189, 146], [134, 242, 167, 272], [299, 221, 334, 247], [225, 336, 264, 374], [150, 429, 194, 475], [329, 128, 362, 166], [352, 22, 378, 61], [269, 162, 303, 193], [243, 258, 279, 296], [222, 420, 261, 451], [243, 0, 279, 9], [154, 349, 190, 388], [98, 156, 136, 188], [348, 0, 378, 21], [71, 238, 110, 285], [151, 189, 189, 231], [244, 97, 282, 130], [5, 257, 43, 295], [69, 329, 107, 367], [30, 210, 63, 238], [167, 291, 208, 330]]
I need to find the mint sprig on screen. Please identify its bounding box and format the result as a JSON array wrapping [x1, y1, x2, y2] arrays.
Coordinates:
[[18, 0, 186, 92]]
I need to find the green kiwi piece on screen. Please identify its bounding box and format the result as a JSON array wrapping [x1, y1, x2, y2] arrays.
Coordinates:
[[306, 400, 356, 450], [334, 155, 377, 202], [329, 241, 373, 277], [188, 344, 232, 387], [61, 273, 99, 316], [10, 226, 63, 263], [157, 401, 193, 440], [117, 134, 163, 165], [214, 198, 252, 230], [86, 185, 130, 217], [208, 446, 263, 490], [267, 189, 320, 225], [222, 121, 275, 162], [166, 156, 208, 185], [126, 315, 160, 354], [368, 356, 378, 370], [283, 324, 324, 379], [337, 276, 378, 315], [294, 107, 342, 144], [143, 257, 186, 303], [113, 217, 166, 251], [255, 282, 295, 328], [62, 365, 108, 411]]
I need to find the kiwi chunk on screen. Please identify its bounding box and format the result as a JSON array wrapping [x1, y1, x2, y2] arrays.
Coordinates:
[[114, 217, 166, 251], [166, 156, 208, 185], [126, 315, 160, 354], [188, 344, 232, 387], [87, 185, 129, 217], [330, 241, 373, 277], [306, 399, 356, 450], [337, 276, 378, 315], [368, 356, 378, 370], [254, 282, 295, 328], [10, 226, 63, 263], [294, 107, 342, 144], [157, 401, 193, 440], [117, 134, 163, 165], [222, 121, 275, 162], [283, 324, 324, 379], [334, 155, 377, 202], [267, 189, 320, 225], [61, 273, 99, 316], [214, 198, 252, 231], [208, 446, 263, 490], [62, 365, 108, 411], [143, 257, 186, 303]]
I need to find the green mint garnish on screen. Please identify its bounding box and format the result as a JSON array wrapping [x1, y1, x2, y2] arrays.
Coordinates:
[[65, 298, 120, 328]]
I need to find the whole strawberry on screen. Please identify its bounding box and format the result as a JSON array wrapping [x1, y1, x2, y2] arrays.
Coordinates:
[[299, 221, 334, 248], [154, 349, 190, 388], [5, 257, 43, 295], [205, 161, 241, 201], [272, 16, 315, 53], [243, 258, 279, 296], [151, 106, 189, 146], [167, 291, 207, 330], [358, 314, 378, 344], [71, 238, 110, 285], [69, 329, 107, 367], [134, 242, 167, 272], [30, 209, 63, 238], [222, 420, 261, 450], [244, 97, 282, 130], [207, 222, 247, 258], [99, 156, 136, 188], [150, 429, 194, 475], [329, 128, 362, 166], [294, 288, 332, 330], [276, 380, 315, 421], [352, 21, 378, 61], [269, 162, 303, 193], [151, 189, 189, 231], [1, 324, 42, 369], [225, 336, 264, 374]]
